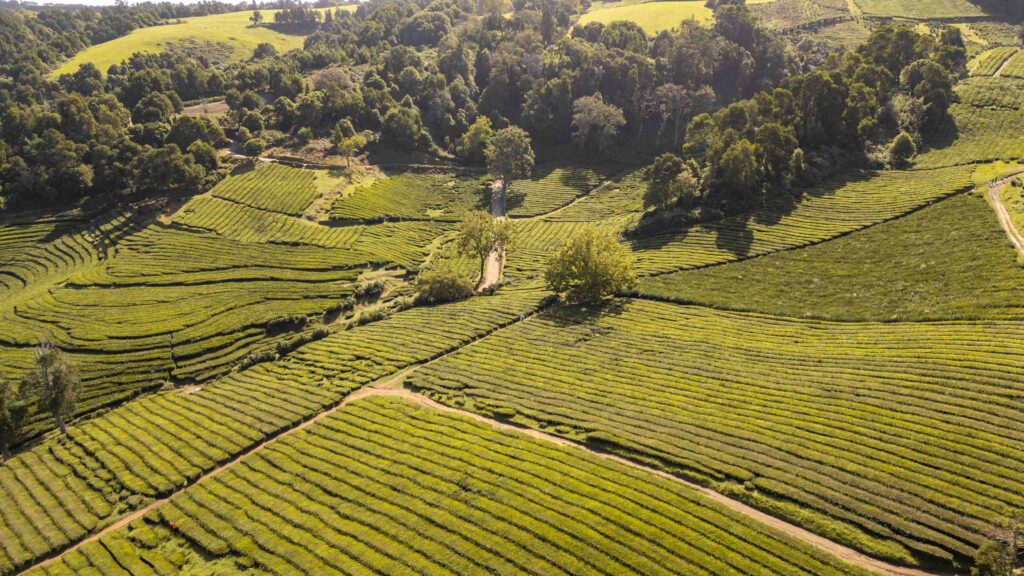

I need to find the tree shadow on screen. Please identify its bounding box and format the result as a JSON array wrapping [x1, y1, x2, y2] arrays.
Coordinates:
[[544, 299, 631, 331], [918, 113, 960, 155]]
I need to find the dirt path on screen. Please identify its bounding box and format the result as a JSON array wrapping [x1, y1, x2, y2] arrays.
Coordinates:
[[479, 180, 507, 290], [993, 50, 1019, 77], [347, 387, 947, 576], [986, 172, 1024, 259]]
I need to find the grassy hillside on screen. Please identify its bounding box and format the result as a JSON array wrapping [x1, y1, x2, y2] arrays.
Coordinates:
[[51, 8, 353, 78], [577, 1, 715, 33]]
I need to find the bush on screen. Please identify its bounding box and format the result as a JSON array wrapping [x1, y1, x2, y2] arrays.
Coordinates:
[[266, 314, 308, 334], [354, 279, 386, 299], [890, 131, 917, 167], [243, 138, 266, 157], [415, 267, 475, 304], [546, 226, 636, 304]]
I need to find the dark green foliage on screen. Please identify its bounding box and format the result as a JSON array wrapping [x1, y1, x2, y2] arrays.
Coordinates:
[[415, 267, 475, 304], [129, 144, 206, 196]]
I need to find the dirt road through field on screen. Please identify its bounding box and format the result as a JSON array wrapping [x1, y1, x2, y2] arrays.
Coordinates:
[[479, 180, 507, 289], [987, 173, 1024, 259], [345, 386, 946, 576]]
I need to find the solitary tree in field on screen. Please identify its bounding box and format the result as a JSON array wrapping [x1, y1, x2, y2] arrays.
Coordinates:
[[546, 227, 636, 304], [485, 126, 534, 195], [250, 10, 263, 26], [456, 209, 516, 284], [0, 379, 31, 459], [25, 341, 80, 435]]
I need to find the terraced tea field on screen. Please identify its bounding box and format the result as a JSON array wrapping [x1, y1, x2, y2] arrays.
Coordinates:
[[26, 396, 874, 576], [0, 285, 549, 574], [638, 193, 1024, 320], [410, 299, 1024, 566], [0, 163, 458, 435], [330, 171, 488, 223], [629, 165, 974, 274], [969, 47, 1018, 76]]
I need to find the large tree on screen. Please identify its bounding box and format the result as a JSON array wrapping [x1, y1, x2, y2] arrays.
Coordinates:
[[546, 227, 636, 304], [485, 126, 534, 193], [25, 342, 80, 435], [456, 209, 517, 284], [571, 93, 626, 155]]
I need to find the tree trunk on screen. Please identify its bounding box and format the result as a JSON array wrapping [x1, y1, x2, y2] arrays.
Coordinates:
[[2, 442, 10, 459], [56, 413, 67, 435]]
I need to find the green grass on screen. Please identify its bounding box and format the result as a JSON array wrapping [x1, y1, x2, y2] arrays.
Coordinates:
[[577, 1, 714, 34], [969, 47, 1018, 76], [637, 192, 1024, 320], [51, 8, 354, 78], [850, 0, 985, 18], [146, 395, 871, 576], [410, 298, 1024, 567]]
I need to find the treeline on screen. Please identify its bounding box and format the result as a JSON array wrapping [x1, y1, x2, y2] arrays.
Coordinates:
[[640, 23, 965, 224]]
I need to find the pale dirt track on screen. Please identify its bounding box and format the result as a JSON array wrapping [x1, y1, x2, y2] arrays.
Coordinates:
[[987, 172, 1024, 259], [993, 50, 1020, 77], [479, 180, 507, 290]]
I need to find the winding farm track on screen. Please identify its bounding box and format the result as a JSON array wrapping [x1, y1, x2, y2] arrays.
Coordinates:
[[987, 172, 1024, 259]]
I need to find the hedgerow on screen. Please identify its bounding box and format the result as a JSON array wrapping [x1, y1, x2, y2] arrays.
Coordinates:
[[409, 298, 1024, 567]]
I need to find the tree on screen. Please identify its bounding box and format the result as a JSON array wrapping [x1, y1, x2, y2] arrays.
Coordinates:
[[250, 10, 263, 26], [643, 153, 684, 210], [130, 145, 206, 196], [415, 266, 475, 304], [456, 210, 517, 283], [485, 126, 534, 193], [571, 93, 626, 155], [0, 379, 31, 459], [187, 141, 219, 172], [890, 131, 917, 167], [243, 138, 266, 157], [25, 342, 80, 435], [545, 227, 636, 304], [335, 134, 367, 168], [972, 511, 1022, 576], [718, 139, 762, 207], [459, 116, 495, 165]]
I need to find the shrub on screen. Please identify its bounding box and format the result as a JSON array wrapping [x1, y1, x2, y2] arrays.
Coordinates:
[[890, 131, 917, 167], [354, 279, 386, 299], [415, 267, 475, 304], [266, 314, 308, 334], [546, 226, 636, 304]]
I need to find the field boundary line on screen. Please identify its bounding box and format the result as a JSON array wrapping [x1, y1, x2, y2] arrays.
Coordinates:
[[352, 387, 950, 576], [986, 171, 1024, 258], [13, 298, 551, 576]]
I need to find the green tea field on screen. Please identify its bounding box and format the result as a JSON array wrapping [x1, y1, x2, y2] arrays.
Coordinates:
[[3, 2, 1024, 576]]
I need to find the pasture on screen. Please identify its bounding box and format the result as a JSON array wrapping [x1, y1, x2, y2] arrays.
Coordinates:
[[50, 8, 354, 78], [849, 0, 986, 18]]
